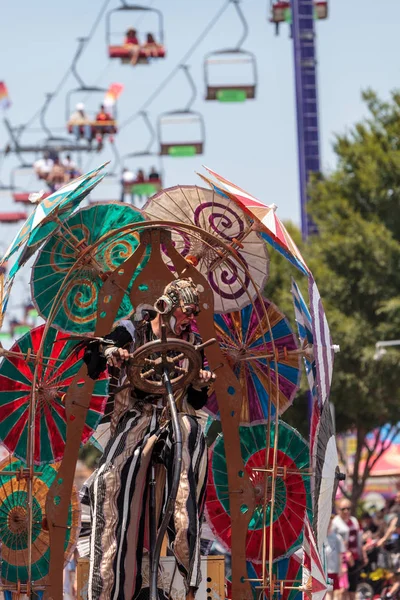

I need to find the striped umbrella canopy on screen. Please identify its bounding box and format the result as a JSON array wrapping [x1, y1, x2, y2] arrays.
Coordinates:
[[205, 296, 301, 423], [3, 163, 107, 278], [0, 455, 80, 587], [206, 421, 312, 563], [31, 202, 148, 334], [0, 324, 108, 464], [200, 167, 309, 276]]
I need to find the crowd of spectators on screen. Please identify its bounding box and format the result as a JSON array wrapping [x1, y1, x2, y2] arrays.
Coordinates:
[[326, 495, 400, 600]]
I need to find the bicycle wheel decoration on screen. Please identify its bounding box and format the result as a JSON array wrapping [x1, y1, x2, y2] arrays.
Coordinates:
[[0, 324, 108, 464], [206, 421, 312, 562], [0, 456, 80, 586], [206, 296, 301, 422]]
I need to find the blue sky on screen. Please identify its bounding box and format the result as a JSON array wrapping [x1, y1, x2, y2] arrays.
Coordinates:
[[0, 0, 399, 243]]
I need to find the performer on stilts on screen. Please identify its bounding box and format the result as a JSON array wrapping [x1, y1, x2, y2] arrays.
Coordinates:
[[79, 278, 214, 600]]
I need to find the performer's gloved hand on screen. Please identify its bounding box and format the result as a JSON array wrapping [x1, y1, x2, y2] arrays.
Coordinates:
[[104, 346, 130, 367], [191, 369, 215, 391]]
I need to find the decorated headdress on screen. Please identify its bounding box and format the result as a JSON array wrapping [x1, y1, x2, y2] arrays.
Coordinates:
[[154, 278, 200, 316]]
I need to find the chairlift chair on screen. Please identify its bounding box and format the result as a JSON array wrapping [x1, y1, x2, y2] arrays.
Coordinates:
[[106, 3, 165, 65], [10, 164, 50, 204], [157, 111, 205, 157], [65, 87, 118, 140], [270, 0, 328, 23], [315, 1, 328, 19], [204, 48, 257, 102], [0, 212, 28, 223], [123, 151, 163, 198]]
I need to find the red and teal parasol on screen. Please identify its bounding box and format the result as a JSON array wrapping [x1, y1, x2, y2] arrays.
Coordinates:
[[0, 324, 108, 464], [0, 455, 80, 587], [206, 421, 312, 563], [226, 555, 302, 600], [31, 202, 148, 334], [206, 297, 301, 423]]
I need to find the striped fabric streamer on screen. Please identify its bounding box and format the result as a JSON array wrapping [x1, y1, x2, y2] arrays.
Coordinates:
[[308, 275, 335, 408], [291, 278, 317, 402]]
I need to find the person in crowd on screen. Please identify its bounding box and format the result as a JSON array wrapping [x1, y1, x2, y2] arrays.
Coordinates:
[[148, 166, 160, 181], [34, 151, 53, 180], [124, 27, 141, 65], [360, 512, 380, 541], [326, 515, 346, 600], [68, 103, 92, 142], [332, 500, 368, 600]]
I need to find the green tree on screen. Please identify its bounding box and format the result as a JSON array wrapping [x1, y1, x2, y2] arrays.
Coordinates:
[[303, 90, 400, 507]]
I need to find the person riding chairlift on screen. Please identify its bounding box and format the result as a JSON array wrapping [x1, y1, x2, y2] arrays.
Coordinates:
[[134, 169, 145, 183], [46, 157, 68, 192], [34, 151, 54, 181], [124, 27, 141, 65], [148, 166, 160, 181], [142, 32, 162, 58], [68, 103, 92, 142], [94, 104, 115, 150]]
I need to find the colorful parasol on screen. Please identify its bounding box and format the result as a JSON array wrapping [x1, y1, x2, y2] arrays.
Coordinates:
[[313, 400, 342, 555], [291, 278, 317, 404], [205, 296, 301, 423], [226, 555, 303, 600], [201, 167, 309, 276], [302, 515, 331, 600], [3, 164, 107, 277], [143, 185, 269, 313], [0, 455, 80, 586], [31, 202, 148, 334], [308, 274, 336, 409], [206, 421, 312, 563], [0, 324, 108, 464]]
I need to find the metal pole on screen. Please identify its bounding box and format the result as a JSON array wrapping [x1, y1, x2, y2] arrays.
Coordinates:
[[291, 0, 321, 239], [149, 367, 183, 600]]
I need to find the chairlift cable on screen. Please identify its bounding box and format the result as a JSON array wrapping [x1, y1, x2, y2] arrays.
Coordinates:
[[119, 0, 232, 130], [6, 0, 113, 139]]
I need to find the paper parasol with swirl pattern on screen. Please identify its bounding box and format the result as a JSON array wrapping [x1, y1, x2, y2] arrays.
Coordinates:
[[0, 324, 108, 464], [206, 297, 301, 423], [0, 456, 80, 587], [206, 421, 312, 563], [31, 202, 148, 334], [143, 185, 269, 313]]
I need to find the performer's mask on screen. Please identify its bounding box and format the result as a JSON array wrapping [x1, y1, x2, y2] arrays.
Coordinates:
[[154, 278, 200, 334]]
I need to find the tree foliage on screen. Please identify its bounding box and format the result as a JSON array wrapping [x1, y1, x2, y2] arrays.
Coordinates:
[[266, 91, 400, 507], [304, 90, 400, 506]]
